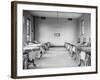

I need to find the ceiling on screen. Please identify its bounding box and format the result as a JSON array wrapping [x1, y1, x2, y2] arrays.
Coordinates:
[[28, 10, 83, 19]]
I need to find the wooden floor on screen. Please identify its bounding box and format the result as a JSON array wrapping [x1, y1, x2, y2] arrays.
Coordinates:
[[35, 47, 79, 69]]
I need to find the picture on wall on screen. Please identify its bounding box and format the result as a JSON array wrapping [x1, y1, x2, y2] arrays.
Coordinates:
[[11, 1, 98, 78]]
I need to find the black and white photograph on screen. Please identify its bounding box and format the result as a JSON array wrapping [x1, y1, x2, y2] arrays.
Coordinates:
[[11, 1, 97, 78], [23, 10, 91, 69]]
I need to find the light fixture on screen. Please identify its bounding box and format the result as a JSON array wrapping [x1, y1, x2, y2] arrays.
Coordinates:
[[41, 16, 46, 19], [68, 18, 72, 21]]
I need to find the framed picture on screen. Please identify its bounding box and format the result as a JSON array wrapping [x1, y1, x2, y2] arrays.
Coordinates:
[[54, 33, 60, 37], [11, 1, 98, 78]]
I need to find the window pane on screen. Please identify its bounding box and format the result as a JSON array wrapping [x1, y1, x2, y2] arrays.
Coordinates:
[[26, 18, 31, 42]]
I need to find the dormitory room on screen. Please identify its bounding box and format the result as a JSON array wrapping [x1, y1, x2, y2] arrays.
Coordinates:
[[23, 10, 91, 69]]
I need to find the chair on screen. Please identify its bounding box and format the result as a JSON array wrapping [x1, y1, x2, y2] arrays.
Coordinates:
[[23, 52, 28, 69], [78, 51, 86, 66]]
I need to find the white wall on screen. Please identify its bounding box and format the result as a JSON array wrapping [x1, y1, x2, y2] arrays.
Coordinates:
[[35, 17, 79, 46]]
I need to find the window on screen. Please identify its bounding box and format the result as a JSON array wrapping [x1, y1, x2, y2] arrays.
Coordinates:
[[26, 18, 31, 43], [81, 19, 85, 35]]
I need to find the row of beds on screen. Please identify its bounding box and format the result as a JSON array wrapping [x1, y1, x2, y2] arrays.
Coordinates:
[[64, 42, 91, 66], [23, 41, 91, 69], [23, 42, 51, 69]]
